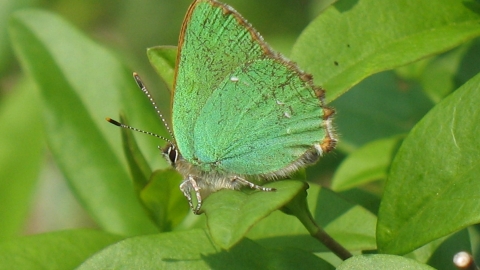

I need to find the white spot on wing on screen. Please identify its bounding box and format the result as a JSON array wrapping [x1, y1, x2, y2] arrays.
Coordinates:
[[230, 76, 239, 82], [284, 112, 291, 118]]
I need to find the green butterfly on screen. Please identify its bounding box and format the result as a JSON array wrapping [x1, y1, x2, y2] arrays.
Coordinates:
[[108, 0, 336, 214]]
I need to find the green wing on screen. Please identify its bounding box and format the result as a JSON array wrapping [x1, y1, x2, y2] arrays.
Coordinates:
[[173, 0, 268, 160], [193, 58, 327, 175]]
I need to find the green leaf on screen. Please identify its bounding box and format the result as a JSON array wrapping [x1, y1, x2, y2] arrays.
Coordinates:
[[331, 136, 404, 191], [0, 0, 36, 74], [402, 228, 471, 266], [403, 236, 445, 264], [420, 44, 470, 103], [248, 184, 377, 253], [419, 37, 480, 105], [331, 71, 433, 149], [118, 114, 151, 192], [427, 229, 471, 269], [0, 229, 123, 270], [337, 188, 381, 215], [78, 229, 333, 269], [291, 0, 480, 103], [337, 254, 435, 270], [377, 72, 480, 254], [394, 57, 432, 81], [140, 169, 190, 231], [147, 46, 177, 92], [202, 180, 305, 249], [0, 78, 44, 239], [456, 37, 480, 86], [9, 10, 159, 236]]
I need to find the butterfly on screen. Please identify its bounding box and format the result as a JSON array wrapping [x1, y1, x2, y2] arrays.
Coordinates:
[[108, 0, 336, 214]]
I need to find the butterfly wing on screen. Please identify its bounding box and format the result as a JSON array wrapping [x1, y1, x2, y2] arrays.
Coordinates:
[[193, 57, 333, 176], [173, 0, 269, 161]]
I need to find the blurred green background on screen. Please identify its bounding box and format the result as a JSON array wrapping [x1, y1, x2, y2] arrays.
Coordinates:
[[2, 0, 480, 240], [0, 0, 336, 237]]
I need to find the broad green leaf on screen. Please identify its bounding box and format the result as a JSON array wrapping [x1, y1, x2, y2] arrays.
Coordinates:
[[248, 184, 377, 253], [403, 235, 446, 264], [9, 10, 159, 236], [337, 188, 381, 215], [291, 0, 480, 103], [394, 57, 432, 81], [147, 46, 177, 92], [331, 136, 404, 191], [202, 180, 305, 249], [377, 72, 480, 254], [0, 229, 123, 270], [140, 169, 189, 231], [78, 229, 333, 269], [0, 78, 44, 239], [420, 44, 470, 103], [456, 37, 480, 85], [408, 37, 480, 104], [469, 225, 480, 262], [0, 0, 36, 74], [403, 229, 470, 266], [331, 71, 432, 149], [337, 254, 435, 270], [427, 229, 471, 270]]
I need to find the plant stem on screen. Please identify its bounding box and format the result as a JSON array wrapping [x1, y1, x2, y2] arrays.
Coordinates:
[[282, 183, 352, 260], [294, 202, 352, 260], [310, 223, 353, 260]]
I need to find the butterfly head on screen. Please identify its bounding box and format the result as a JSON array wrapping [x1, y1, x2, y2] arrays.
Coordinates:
[[162, 143, 180, 167]]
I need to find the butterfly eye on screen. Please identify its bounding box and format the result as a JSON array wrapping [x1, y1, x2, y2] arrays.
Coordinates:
[[165, 144, 179, 165]]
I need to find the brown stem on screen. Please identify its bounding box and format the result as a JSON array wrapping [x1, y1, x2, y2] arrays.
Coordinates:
[[310, 225, 352, 260], [282, 183, 352, 260], [292, 203, 352, 260]]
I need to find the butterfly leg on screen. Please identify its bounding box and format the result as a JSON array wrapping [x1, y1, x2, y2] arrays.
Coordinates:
[[231, 176, 276, 192], [179, 176, 203, 215], [179, 179, 194, 210]]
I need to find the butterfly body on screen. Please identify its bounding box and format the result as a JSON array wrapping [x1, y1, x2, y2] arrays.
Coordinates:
[[160, 0, 336, 213]]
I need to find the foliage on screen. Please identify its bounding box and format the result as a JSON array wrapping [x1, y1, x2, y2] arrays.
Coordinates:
[[2, 0, 480, 268]]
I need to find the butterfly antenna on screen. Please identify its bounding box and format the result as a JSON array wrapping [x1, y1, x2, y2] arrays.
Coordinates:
[[106, 117, 174, 145], [132, 72, 175, 141]]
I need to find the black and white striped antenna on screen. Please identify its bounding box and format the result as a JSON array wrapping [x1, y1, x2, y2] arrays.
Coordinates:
[[106, 72, 175, 145]]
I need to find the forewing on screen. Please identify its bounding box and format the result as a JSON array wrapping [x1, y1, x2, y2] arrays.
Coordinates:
[[173, 0, 269, 161], [193, 58, 328, 175]]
